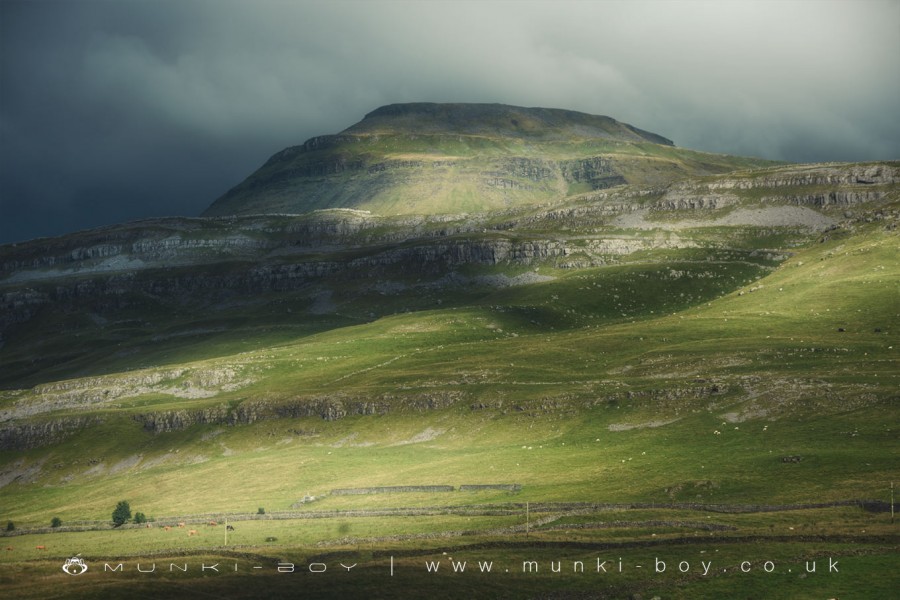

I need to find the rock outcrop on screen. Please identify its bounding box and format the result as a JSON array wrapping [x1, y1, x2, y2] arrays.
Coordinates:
[[130, 391, 463, 435], [0, 416, 100, 450]]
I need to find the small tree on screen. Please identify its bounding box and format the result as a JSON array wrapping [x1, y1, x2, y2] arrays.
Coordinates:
[[133, 512, 147, 524], [51, 517, 62, 528], [5, 521, 13, 532], [112, 500, 132, 526], [257, 507, 266, 515]]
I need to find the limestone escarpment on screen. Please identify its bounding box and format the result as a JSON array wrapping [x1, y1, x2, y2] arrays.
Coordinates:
[[0, 416, 100, 450], [2, 161, 896, 348], [130, 391, 462, 433], [705, 163, 899, 189], [0, 228, 693, 340], [656, 164, 899, 210]]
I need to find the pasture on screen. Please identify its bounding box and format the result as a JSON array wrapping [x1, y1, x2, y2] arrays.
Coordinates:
[[1, 216, 897, 598]]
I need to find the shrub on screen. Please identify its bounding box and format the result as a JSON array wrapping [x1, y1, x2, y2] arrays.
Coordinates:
[[133, 512, 147, 524], [112, 500, 132, 526], [51, 517, 62, 528], [257, 507, 266, 515], [5, 521, 13, 532]]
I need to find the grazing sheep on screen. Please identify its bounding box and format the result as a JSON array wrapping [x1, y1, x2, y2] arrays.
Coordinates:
[[35, 545, 46, 550], [188, 530, 198, 536], [177, 522, 186, 528]]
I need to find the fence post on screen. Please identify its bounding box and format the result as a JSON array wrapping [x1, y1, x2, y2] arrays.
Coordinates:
[[526, 502, 529, 537]]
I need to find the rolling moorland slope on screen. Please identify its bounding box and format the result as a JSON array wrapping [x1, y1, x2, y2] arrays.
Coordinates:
[[0, 104, 898, 599]]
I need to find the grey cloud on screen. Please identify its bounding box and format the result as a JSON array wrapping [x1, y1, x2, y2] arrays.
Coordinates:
[[2, 0, 898, 243]]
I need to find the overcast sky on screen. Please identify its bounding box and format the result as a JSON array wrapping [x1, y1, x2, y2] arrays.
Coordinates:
[[2, 0, 898, 244]]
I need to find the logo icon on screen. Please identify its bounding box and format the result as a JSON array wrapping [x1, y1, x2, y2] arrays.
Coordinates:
[[62, 556, 88, 576]]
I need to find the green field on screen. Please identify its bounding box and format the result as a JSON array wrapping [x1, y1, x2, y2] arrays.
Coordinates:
[[1, 162, 898, 597]]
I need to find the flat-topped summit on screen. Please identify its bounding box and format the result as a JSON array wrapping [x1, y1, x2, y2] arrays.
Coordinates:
[[204, 103, 778, 218], [342, 102, 675, 145]]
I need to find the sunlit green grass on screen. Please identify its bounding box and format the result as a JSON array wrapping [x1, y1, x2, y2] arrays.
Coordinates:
[[2, 225, 896, 526], [0, 212, 896, 598]]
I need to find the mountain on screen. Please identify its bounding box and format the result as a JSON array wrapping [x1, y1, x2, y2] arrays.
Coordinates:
[[0, 105, 897, 600], [204, 102, 780, 217]]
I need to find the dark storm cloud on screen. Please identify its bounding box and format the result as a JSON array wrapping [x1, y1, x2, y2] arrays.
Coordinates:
[[2, 0, 898, 243]]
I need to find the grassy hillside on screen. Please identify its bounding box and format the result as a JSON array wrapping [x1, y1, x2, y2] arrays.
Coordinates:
[[2, 219, 896, 517], [0, 216, 896, 598], [0, 152, 897, 598]]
